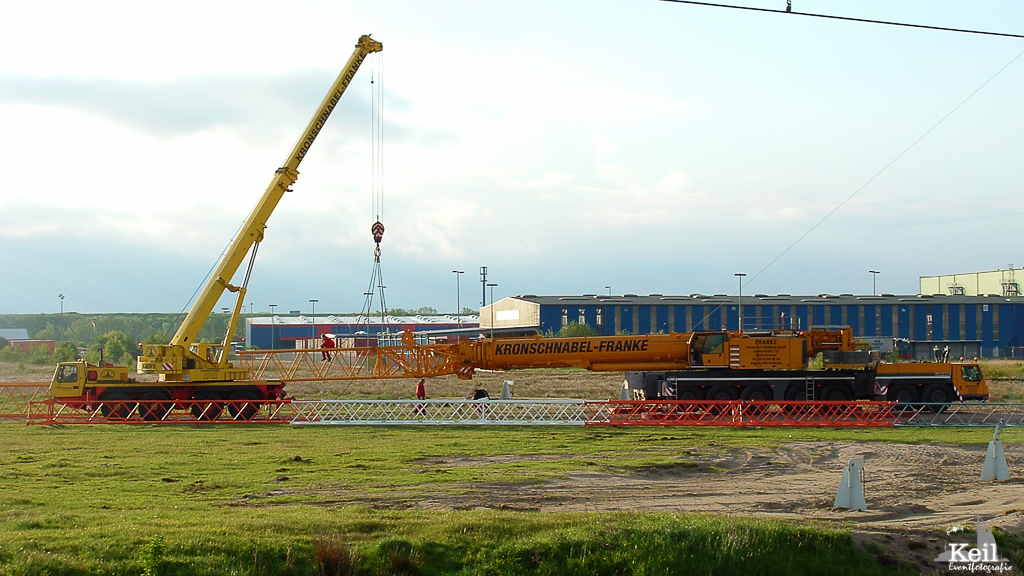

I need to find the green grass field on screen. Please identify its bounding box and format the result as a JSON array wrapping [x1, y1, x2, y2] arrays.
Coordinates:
[[1, 423, 1020, 575]]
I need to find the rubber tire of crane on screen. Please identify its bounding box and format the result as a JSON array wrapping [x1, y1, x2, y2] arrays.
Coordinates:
[[705, 385, 738, 401], [819, 384, 853, 402], [887, 382, 922, 416], [740, 385, 773, 402], [887, 383, 920, 404], [139, 390, 172, 421], [190, 391, 224, 421], [228, 390, 260, 421], [785, 385, 809, 401], [920, 383, 956, 414], [99, 391, 132, 420], [677, 386, 704, 401]]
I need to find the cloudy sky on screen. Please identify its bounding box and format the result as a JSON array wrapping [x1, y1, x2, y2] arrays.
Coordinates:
[[1, 0, 1022, 316]]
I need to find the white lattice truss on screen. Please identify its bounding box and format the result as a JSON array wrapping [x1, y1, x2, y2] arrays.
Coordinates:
[[291, 399, 597, 426]]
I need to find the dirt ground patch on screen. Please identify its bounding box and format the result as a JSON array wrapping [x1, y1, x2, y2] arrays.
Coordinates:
[[278, 440, 1023, 573]]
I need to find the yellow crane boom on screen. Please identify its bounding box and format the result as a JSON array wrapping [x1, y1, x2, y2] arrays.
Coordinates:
[[137, 35, 382, 383]]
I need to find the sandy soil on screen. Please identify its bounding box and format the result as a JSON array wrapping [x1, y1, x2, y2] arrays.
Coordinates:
[[284, 440, 1024, 572]]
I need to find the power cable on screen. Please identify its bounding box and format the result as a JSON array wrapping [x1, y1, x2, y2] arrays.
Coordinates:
[[658, 0, 1024, 39], [693, 45, 1024, 329], [745, 45, 1024, 290]]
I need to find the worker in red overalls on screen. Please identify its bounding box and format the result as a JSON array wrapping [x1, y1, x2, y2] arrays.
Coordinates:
[[415, 378, 426, 415], [320, 333, 335, 361]]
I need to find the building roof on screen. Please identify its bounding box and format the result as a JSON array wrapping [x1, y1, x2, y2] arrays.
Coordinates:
[[511, 293, 1024, 306], [246, 314, 479, 327], [0, 329, 30, 340]]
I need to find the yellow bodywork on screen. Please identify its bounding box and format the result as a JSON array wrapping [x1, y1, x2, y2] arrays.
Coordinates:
[[50, 362, 131, 399]]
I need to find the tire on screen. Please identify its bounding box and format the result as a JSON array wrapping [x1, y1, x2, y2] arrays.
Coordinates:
[[706, 385, 738, 401], [785, 385, 809, 401], [887, 383, 920, 404], [677, 386, 704, 401], [920, 383, 956, 413], [139, 390, 172, 421], [820, 383, 853, 402], [228, 390, 260, 421], [740, 385, 772, 401], [191, 390, 224, 421], [99, 391, 132, 419]]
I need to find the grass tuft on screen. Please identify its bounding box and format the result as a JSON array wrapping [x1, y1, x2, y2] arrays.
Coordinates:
[[314, 533, 360, 576]]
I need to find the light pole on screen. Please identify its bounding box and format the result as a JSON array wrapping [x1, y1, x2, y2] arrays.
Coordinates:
[[735, 273, 746, 333], [869, 270, 880, 296], [486, 283, 498, 338], [58, 294, 64, 323], [269, 304, 277, 349], [605, 285, 611, 296], [309, 299, 318, 343], [452, 270, 464, 327], [479, 266, 488, 307]]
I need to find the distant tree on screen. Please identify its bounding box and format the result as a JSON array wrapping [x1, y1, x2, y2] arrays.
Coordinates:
[[86, 330, 133, 365], [0, 336, 8, 349], [461, 307, 477, 316], [415, 306, 438, 315], [54, 341, 78, 362], [557, 322, 597, 338], [33, 322, 65, 341], [143, 333, 171, 345]]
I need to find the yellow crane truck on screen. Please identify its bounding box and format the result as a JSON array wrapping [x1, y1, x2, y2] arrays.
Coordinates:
[[48, 35, 383, 420]]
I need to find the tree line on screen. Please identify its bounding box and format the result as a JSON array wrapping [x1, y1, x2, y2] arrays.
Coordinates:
[[0, 309, 481, 367]]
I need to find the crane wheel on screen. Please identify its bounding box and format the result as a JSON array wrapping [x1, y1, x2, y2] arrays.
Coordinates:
[[228, 391, 261, 421], [784, 385, 809, 401], [920, 383, 955, 413], [819, 384, 853, 402], [139, 391, 172, 421], [706, 385, 738, 401], [740, 385, 772, 402], [191, 391, 224, 421], [887, 383, 920, 404], [677, 386, 704, 401], [99, 392, 132, 419], [887, 383, 921, 416]]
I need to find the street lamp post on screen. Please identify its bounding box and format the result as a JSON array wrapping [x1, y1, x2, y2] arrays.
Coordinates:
[[479, 266, 488, 307], [58, 294, 64, 323], [452, 270, 464, 327], [309, 299, 318, 344], [735, 273, 746, 333], [869, 270, 880, 296], [487, 283, 497, 338], [269, 304, 277, 349]]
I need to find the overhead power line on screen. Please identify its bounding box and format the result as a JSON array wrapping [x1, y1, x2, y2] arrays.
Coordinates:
[[658, 0, 1024, 39]]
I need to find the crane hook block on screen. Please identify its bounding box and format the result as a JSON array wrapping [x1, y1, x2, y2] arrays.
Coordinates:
[[371, 220, 385, 244]]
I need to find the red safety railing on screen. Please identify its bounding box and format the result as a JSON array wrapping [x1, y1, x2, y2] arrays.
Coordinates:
[[26, 398, 294, 425], [0, 384, 50, 419], [589, 400, 896, 427]]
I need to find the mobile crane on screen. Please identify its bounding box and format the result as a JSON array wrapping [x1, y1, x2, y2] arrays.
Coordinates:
[[48, 35, 383, 419], [451, 327, 987, 406], [238, 326, 987, 407]]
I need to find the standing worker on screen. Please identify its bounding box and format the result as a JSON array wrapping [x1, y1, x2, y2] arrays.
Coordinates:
[[321, 333, 335, 361], [415, 378, 426, 415]]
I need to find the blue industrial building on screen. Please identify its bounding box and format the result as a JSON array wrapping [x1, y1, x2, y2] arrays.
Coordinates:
[[244, 315, 478, 349], [482, 294, 1024, 359]]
